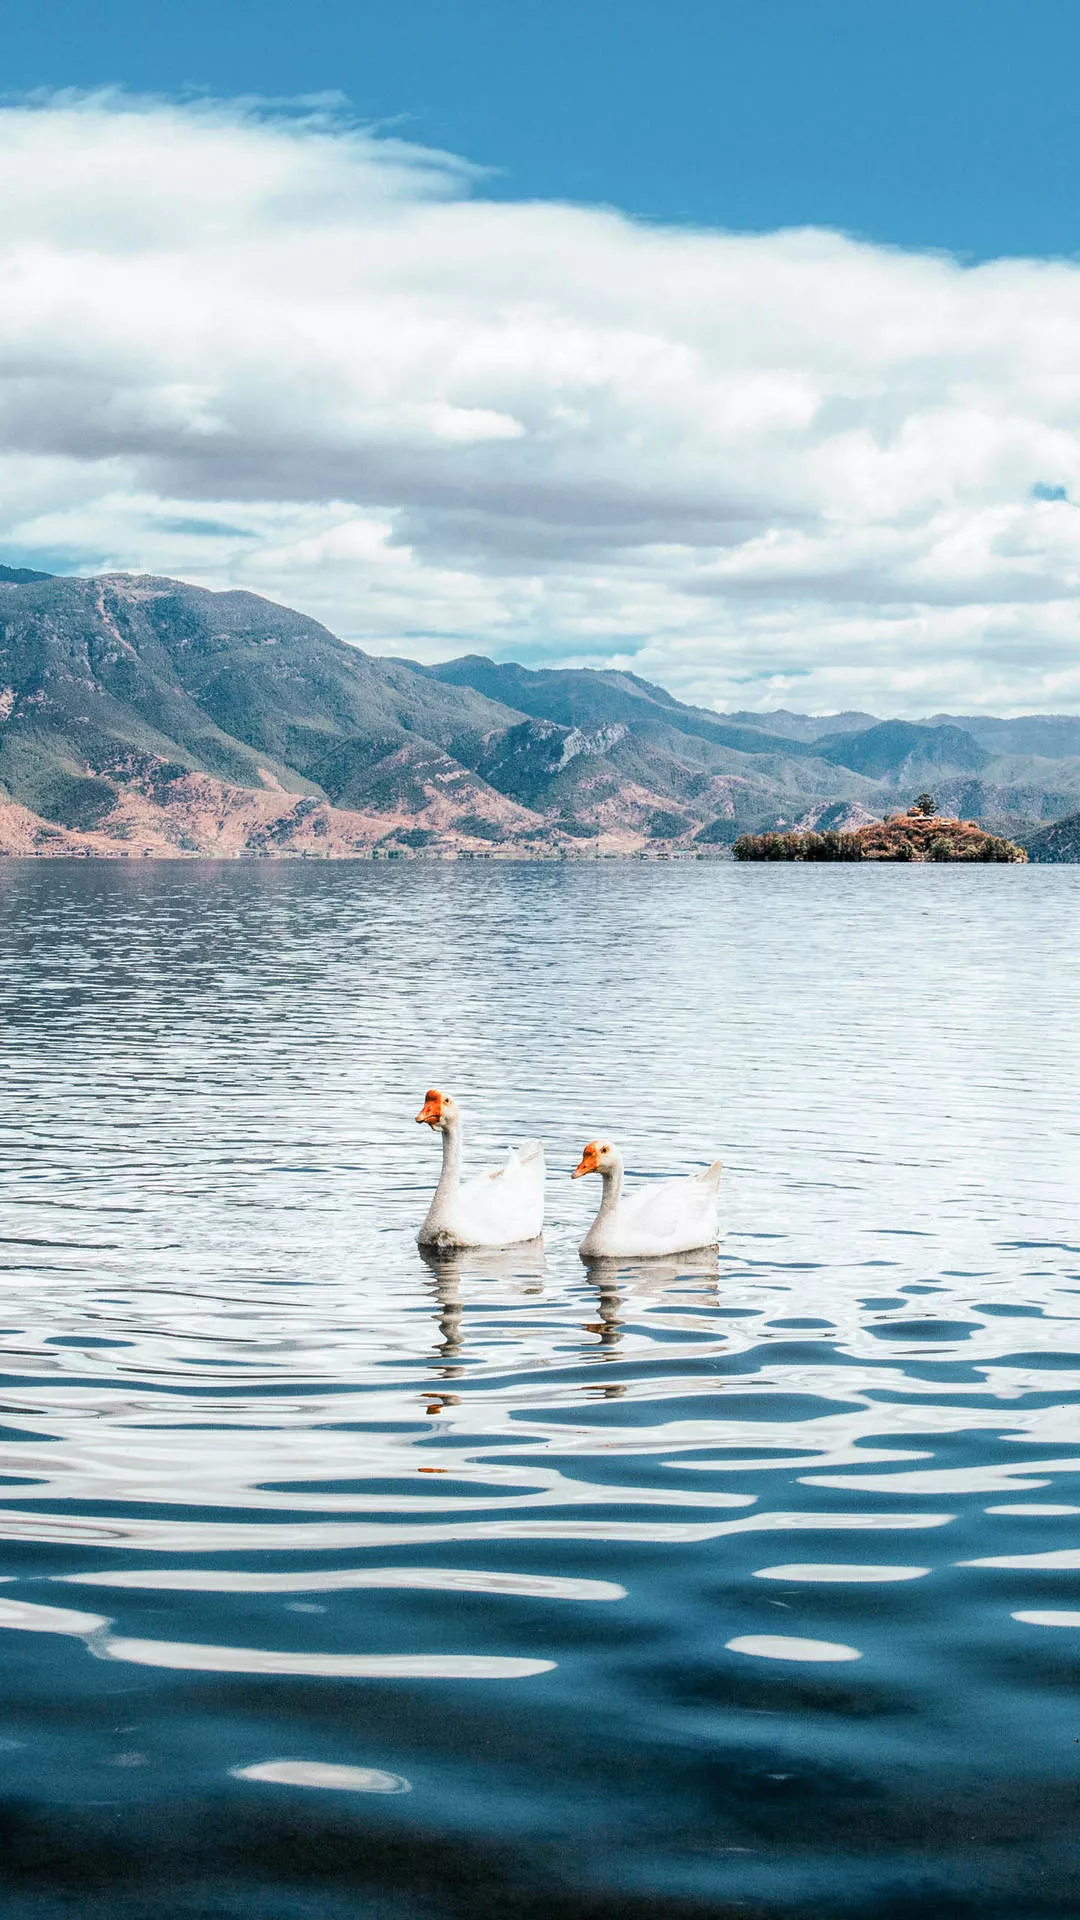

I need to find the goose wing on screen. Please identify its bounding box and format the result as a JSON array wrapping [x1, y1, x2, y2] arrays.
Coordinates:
[[617, 1163, 722, 1247], [457, 1141, 545, 1243]]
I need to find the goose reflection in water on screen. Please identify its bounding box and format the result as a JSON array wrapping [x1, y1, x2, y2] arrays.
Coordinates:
[[418, 1241, 548, 1382], [415, 1244, 718, 1412], [580, 1251, 722, 1355]]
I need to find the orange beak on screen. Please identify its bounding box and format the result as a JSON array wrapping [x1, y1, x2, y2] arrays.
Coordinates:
[[416, 1090, 444, 1127], [572, 1142, 599, 1179]]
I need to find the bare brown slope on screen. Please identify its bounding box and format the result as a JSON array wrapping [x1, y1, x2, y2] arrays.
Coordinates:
[[0, 765, 554, 860]]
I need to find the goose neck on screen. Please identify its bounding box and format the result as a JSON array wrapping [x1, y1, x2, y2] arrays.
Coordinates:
[[595, 1154, 624, 1218], [435, 1114, 463, 1196]]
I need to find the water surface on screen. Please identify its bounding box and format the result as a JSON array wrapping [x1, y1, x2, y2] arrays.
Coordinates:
[[0, 860, 1078, 1919]]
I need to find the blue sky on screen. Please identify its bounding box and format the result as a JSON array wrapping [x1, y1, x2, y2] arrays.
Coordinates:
[[7, 0, 1080, 259], [3, 5, 1080, 714]]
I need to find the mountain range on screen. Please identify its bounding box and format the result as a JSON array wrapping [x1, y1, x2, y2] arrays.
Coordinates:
[[1, 567, 1080, 858]]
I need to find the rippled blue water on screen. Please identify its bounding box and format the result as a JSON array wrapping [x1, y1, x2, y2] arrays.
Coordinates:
[[0, 859, 1079, 1919]]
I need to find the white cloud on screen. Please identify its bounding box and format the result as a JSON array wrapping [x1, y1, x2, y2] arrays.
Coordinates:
[[3, 91, 1080, 714]]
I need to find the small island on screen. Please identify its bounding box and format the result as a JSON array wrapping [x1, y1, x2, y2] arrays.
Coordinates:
[[734, 795, 1028, 863]]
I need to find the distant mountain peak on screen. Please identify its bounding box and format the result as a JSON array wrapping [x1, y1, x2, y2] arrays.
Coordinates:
[[0, 563, 56, 584], [816, 719, 989, 781]]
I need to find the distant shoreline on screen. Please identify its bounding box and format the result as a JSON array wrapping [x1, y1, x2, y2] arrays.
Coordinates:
[[0, 846, 1054, 867], [0, 847, 733, 864]]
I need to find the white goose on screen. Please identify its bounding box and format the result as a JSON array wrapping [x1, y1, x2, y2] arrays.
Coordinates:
[[572, 1139, 723, 1259], [416, 1089, 545, 1250]]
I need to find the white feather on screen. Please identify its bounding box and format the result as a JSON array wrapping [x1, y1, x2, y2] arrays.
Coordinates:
[[578, 1150, 722, 1259]]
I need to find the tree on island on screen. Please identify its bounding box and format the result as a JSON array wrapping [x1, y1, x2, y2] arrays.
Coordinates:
[[912, 793, 937, 816]]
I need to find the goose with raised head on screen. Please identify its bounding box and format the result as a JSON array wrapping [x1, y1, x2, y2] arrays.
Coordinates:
[[416, 1089, 545, 1250], [572, 1139, 722, 1259]]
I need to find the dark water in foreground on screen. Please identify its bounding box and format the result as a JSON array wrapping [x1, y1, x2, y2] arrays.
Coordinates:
[[0, 859, 1078, 1920]]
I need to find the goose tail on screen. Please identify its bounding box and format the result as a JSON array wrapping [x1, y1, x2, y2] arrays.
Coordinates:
[[694, 1159, 724, 1192]]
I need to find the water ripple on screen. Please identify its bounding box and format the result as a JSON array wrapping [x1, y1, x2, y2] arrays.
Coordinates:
[[0, 860, 1078, 1918]]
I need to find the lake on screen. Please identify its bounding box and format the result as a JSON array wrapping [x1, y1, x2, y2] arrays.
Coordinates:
[[0, 858, 1078, 1920]]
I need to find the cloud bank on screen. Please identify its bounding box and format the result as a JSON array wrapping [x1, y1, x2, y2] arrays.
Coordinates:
[[3, 92, 1080, 713]]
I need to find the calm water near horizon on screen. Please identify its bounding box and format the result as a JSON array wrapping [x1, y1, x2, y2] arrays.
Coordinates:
[[0, 858, 1078, 1919]]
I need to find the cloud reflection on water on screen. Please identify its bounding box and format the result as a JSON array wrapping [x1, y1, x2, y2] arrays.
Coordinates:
[[233, 1760, 411, 1793]]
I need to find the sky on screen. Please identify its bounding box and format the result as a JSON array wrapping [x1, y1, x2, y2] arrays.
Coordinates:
[[3, 1, 1080, 714]]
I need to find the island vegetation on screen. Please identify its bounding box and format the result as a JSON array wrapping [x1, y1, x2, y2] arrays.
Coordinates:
[[734, 799, 1027, 863]]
